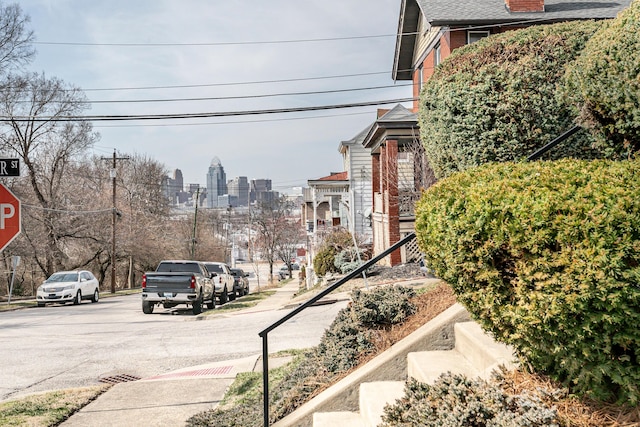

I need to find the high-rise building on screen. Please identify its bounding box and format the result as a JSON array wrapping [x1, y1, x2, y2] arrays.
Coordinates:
[[228, 176, 249, 206], [162, 168, 185, 205], [250, 179, 272, 203], [206, 157, 227, 208]]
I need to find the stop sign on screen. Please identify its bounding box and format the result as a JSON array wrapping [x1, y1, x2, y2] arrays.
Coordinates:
[[0, 183, 21, 251]]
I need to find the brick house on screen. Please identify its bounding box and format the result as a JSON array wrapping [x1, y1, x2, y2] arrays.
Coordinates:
[[360, 0, 633, 266], [394, 0, 632, 111], [361, 104, 434, 266]]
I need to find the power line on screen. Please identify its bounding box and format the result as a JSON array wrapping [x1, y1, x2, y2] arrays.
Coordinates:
[[1, 97, 416, 122], [33, 33, 399, 47], [92, 110, 375, 128], [84, 83, 413, 104], [86, 71, 402, 92]]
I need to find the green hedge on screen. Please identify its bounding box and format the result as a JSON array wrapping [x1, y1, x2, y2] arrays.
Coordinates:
[[419, 21, 612, 180], [563, 0, 640, 153], [415, 159, 640, 404]]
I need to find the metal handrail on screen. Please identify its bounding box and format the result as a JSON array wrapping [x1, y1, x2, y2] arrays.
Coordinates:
[[258, 232, 417, 427]]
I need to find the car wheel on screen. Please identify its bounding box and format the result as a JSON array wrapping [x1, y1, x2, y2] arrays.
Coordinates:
[[229, 288, 236, 301], [219, 287, 228, 304], [206, 294, 215, 309], [192, 293, 203, 315], [37, 302, 45, 307], [142, 300, 154, 314], [91, 289, 99, 303], [73, 291, 82, 305]]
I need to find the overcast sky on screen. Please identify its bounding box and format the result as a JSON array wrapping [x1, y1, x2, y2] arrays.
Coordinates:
[[18, 0, 413, 192]]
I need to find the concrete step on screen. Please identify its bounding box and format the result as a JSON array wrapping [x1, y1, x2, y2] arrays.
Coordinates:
[[313, 411, 365, 427], [359, 381, 405, 427], [453, 321, 515, 379], [312, 381, 405, 427], [407, 349, 479, 384]]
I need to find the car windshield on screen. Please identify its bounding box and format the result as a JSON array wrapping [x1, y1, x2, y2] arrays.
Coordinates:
[[205, 264, 223, 273], [230, 269, 242, 276], [46, 273, 78, 283], [156, 263, 200, 273]]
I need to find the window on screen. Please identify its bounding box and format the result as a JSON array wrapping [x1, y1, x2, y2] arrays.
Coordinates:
[[467, 30, 490, 44], [417, 64, 423, 91], [434, 43, 441, 67]]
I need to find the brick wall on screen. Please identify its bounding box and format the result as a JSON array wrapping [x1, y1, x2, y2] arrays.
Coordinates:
[[505, 0, 544, 12]]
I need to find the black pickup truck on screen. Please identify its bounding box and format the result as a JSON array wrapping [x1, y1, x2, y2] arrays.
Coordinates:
[[141, 260, 215, 315]]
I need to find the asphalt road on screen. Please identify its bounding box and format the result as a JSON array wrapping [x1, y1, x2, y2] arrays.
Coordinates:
[[0, 290, 348, 402]]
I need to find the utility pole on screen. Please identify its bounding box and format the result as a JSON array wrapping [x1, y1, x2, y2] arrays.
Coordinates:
[[191, 187, 200, 259], [103, 150, 129, 294]]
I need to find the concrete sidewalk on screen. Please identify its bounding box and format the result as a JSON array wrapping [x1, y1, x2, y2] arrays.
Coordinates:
[[61, 279, 303, 427], [60, 276, 436, 426]]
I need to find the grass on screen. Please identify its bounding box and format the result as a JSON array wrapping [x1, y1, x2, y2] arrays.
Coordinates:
[[0, 385, 110, 426], [204, 290, 276, 314]]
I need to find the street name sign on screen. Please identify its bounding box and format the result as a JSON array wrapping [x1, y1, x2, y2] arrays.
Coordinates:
[[0, 159, 20, 177], [0, 183, 21, 251]]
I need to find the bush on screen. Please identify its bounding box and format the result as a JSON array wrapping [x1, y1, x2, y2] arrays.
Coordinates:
[[313, 229, 359, 276], [313, 246, 338, 276], [381, 373, 559, 427], [419, 20, 615, 180], [415, 158, 640, 404], [334, 247, 366, 274], [563, 1, 640, 152], [350, 286, 416, 326]]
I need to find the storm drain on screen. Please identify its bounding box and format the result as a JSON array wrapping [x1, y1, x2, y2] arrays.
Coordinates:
[[99, 374, 142, 385]]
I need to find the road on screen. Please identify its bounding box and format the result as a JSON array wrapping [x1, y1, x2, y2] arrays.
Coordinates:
[[0, 289, 347, 402]]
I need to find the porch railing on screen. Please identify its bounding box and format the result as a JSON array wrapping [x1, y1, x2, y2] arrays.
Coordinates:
[[258, 232, 417, 427]]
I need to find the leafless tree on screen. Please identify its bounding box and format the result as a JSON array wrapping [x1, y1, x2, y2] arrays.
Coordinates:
[[0, 72, 99, 277], [275, 219, 305, 278], [250, 196, 296, 281], [0, 2, 35, 75]]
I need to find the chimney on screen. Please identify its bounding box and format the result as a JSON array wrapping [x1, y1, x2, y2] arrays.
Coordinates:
[[377, 109, 390, 118], [505, 0, 544, 12]]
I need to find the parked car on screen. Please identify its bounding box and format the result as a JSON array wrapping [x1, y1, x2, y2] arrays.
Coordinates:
[[278, 265, 289, 280], [36, 270, 100, 307], [230, 268, 250, 296], [141, 260, 215, 315], [203, 262, 235, 304]]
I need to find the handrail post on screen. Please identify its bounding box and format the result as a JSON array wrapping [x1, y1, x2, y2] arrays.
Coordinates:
[[262, 332, 269, 427]]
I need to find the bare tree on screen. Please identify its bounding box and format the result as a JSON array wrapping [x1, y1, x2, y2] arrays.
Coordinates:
[[0, 72, 99, 276], [275, 219, 305, 279], [0, 2, 35, 75], [250, 196, 295, 281]]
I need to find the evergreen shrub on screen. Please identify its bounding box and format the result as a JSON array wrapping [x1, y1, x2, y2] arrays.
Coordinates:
[[564, 0, 640, 152], [415, 158, 640, 404], [313, 229, 356, 276], [381, 374, 559, 426], [419, 20, 614, 180]]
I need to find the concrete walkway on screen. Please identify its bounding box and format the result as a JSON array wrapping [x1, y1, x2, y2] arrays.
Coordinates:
[[61, 279, 303, 427]]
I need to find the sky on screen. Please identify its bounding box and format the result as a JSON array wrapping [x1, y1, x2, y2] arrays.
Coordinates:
[[18, 0, 413, 193]]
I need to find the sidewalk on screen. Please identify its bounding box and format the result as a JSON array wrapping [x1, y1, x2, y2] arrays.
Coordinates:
[[61, 279, 303, 427]]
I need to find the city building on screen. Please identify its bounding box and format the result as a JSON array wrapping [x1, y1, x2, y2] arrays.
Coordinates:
[[227, 176, 250, 207], [250, 179, 279, 204], [206, 157, 227, 208]]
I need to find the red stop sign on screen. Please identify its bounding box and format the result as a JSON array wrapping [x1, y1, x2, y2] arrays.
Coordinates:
[[0, 183, 21, 251]]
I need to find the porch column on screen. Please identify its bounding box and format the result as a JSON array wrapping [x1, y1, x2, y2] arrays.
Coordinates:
[[385, 139, 402, 266]]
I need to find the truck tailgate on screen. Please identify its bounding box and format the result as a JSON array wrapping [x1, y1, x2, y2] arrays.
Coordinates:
[[144, 273, 194, 294]]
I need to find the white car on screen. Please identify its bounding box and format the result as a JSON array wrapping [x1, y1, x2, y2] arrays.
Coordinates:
[[36, 270, 100, 307]]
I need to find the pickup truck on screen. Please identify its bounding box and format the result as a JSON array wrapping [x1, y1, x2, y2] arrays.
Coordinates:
[[141, 260, 215, 315], [202, 261, 235, 304]]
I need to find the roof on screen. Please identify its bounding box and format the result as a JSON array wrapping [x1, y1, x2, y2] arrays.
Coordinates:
[[317, 171, 348, 181], [393, 0, 632, 80], [417, 0, 630, 25], [362, 104, 419, 150]]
